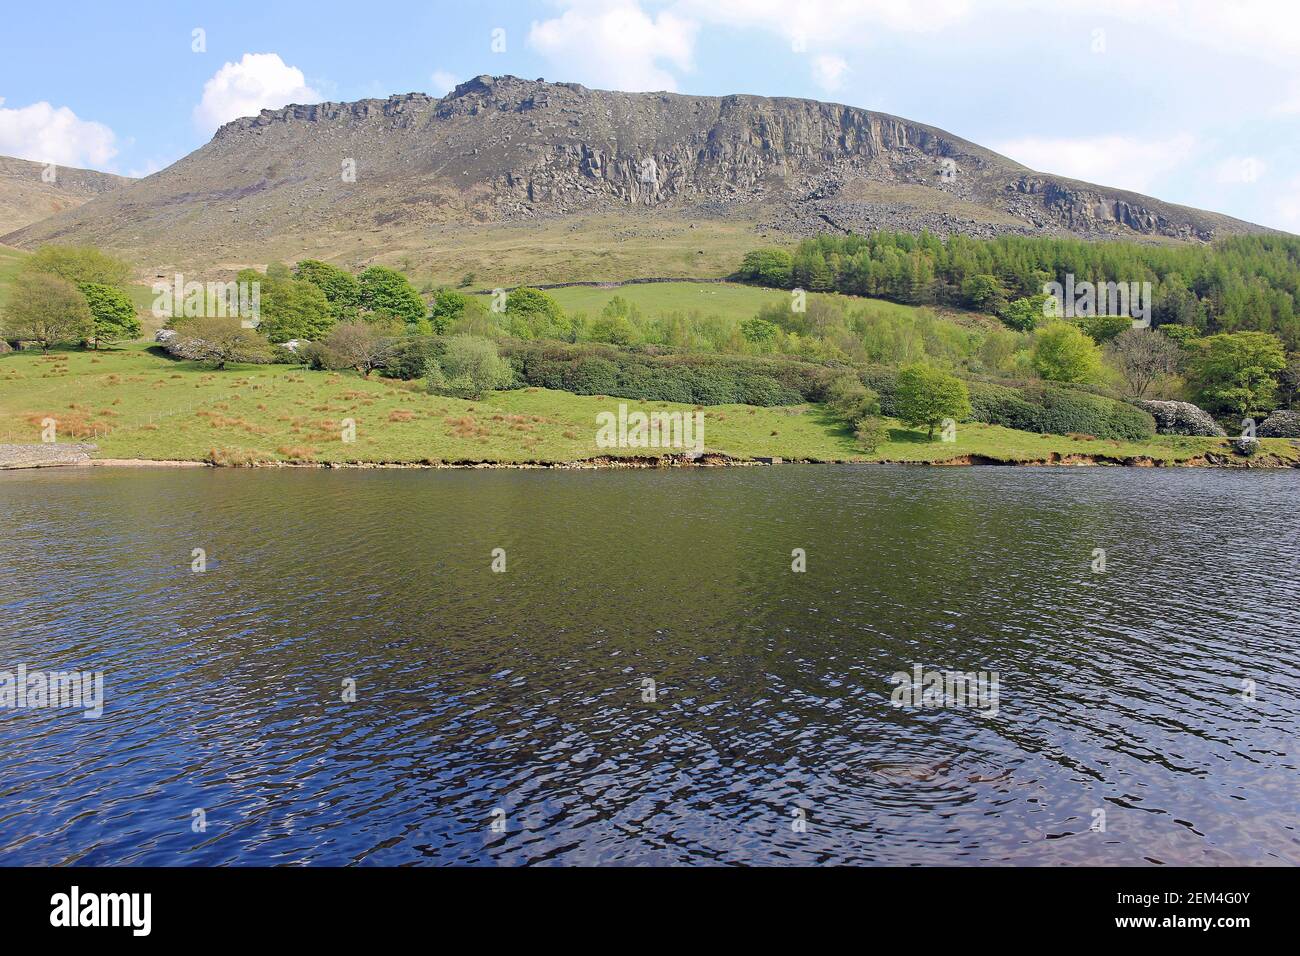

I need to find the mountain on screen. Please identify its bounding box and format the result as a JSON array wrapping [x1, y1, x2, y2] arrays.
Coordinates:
[[1, 75, 1275, 283], [0, 155, 133, 235]]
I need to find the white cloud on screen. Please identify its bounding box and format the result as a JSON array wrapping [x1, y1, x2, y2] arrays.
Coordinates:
[[528, 1, 697, 92], [1215, 156, 1265, 184], [430, 71, 459, 96], [0, 100, 118, 169], [682, 0, 971, 48], [811, 54, 849, 92], [1275, 175, 1300, 231], [992, 133, 1198, 194], [193, 53, 323, 134]]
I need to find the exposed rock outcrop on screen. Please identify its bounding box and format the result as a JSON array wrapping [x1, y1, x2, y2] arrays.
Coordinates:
[[1, 76, 1272, 271]]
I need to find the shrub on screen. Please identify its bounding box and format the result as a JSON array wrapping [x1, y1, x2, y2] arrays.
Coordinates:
[[1027, 385, 1156, 441], [967, 381, 1042, 431], [385, 335, 444, 380], [1032, 321, 1104, 383], [426, 336, 514, 400], [854, 417, 888, 453], [1259, 410, 1300, 438]]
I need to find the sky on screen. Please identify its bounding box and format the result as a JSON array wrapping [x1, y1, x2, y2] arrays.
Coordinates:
[[1, 0, 1297, 232]]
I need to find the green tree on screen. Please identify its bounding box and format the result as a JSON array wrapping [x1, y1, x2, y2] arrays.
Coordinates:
[[23, 245, 131, 287], [358, 265, 426, 324], [2, 273, 93, 350], [1032, 321, 1104, 383], [504, 287, 570, 340], [428, 288, 477, 334], [295, 259, 361, 321], [426, 335, 514, 399], [738, 249, 795, 288], [79, 282, 141, 348], [962, 274, 1008, 313], [999, 296, 1044, 332], [1186, 331, 1287, 418], [238, 268, 334, 343], [894, 364, 972, 439]]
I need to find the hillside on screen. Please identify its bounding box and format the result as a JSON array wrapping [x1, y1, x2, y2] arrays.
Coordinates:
[[2, 76, 1273, 282], [0, 155, 133, 234]]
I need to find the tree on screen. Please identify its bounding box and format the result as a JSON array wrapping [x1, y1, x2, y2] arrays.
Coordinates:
[[241, 268, 334, 343], [2, 273, 93, 350], [962, 274, 1008, 313], [1186, 331, 1287, 418], [428, 288, 475, 334], [80, 282, 141, 348], [999, 296, 1044, 332], [1075, 314, 1132, 345], [23, 245, 130, 287], [165, 317, 271, 369], [1032, 321, 1103, 383], [738, 248, 794, 288], [295, 259, 361, 321], [504, 287, 570, 340], [425, 335, 514, 399], [894, 364, 971, 439], [1278, 352, 1300, 409], [318, 321, 400, 377], [1105, 328, 1182, 398], [358, 266, 425, 324]]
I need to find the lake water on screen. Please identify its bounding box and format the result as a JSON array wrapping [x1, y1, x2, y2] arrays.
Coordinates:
[[1, 466, 1296, 865]]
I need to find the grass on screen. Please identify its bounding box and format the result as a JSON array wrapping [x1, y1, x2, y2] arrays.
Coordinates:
[[538, 281, 948, 326], [3, 343, 1292, 467]]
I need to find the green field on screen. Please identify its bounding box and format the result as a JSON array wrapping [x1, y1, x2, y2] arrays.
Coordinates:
[[537, 281, 957, 326], [2, 344, 1288, 467]]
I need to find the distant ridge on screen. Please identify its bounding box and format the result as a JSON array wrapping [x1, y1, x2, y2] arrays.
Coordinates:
[[3, 75, 1276, 277]]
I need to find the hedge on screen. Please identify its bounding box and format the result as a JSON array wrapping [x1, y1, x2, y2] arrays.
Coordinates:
[[501, 341, 824, 406]]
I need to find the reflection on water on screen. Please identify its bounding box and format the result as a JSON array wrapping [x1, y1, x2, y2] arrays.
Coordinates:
[[1, 466, 1297, 865]]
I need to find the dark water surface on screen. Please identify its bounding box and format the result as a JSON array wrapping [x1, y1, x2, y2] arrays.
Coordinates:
[[1, 466, 1296, 865]]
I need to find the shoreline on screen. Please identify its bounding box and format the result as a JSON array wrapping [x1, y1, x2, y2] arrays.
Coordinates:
[[76, 451, 1299, 470]]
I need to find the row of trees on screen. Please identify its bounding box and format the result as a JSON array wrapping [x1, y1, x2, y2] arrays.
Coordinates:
[[1, 246, 141, 350], [738, 231, 1300, 349]]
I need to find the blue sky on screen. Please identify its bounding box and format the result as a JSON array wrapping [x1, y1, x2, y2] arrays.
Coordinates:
[[1, 0, 1297, 231]]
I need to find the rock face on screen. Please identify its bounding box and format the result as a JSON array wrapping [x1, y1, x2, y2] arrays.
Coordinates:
[[1259, 410, 1300, 438], [1134, 400, 1227, 437], [1, 76, 1272, 271]]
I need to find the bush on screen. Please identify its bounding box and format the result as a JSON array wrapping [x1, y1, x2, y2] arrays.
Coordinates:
[[1259, 410, 1300, 438], [426, 336, 514, 400], [502, 341, 813, 406], [1027, 385, 1156, 441], [385, 335, 444, 380], [854, 417, 888, 453], [967, 381, 1042, 431]]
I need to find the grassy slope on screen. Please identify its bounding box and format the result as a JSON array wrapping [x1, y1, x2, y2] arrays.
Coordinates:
[[3, 344, 1290, 467], [541, 281, 947, 325]]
